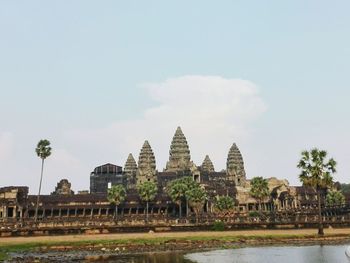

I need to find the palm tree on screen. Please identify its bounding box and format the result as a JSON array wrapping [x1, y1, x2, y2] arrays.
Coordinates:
[[215, 195, 235, 213], [297, 148, 336, 235], [35, 139, 52, 222], [137, 181, 157, 223], [180, 177, 197, 216], [167, 177, 196, 218], [186, 184, 207, 223], [167, 179, 187, 218], [249, 176, 269, 213], [326, 190, 345, 207], [107, 185, 126, 220]]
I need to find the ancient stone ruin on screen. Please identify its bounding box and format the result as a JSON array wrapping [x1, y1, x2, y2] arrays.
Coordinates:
[[226, 143, 246, 186], [136, 140, 157, 185], [51, 179, 74, 195], [201, 155, 215, 173]]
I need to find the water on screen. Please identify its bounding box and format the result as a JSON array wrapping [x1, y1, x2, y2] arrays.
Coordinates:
[[9, 244, 350, 262], [186, 245, 350, 263]]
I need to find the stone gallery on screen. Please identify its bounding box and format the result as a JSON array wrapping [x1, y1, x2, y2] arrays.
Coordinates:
[[0, 127, 335, 222]]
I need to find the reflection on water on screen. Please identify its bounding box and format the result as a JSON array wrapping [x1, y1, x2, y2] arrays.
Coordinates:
[[10, 251, 194, 263], [185, 245, 350, 263], [88, 252, 194, 263]]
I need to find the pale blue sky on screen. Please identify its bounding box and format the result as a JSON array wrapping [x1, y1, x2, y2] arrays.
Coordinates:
[[0, 1, 349, 193]]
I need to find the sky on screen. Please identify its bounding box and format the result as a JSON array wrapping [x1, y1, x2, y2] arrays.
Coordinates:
[[0, 1, 349, 194]]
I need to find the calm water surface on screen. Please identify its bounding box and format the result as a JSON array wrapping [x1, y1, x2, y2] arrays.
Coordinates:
[[186, 244, 350, 263]]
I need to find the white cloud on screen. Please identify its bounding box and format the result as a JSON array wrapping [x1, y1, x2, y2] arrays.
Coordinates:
[[65, 75, 266, 175]]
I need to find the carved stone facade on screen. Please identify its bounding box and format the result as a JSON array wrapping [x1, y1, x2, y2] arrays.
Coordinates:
[[0, 187, 28, 219], [124, 153, 137, 189], [201, 155, 215, 173], [136, 140, 157, 185], [1, 126, 338, 223], [226, 143, 246, 186], [165, 127, 192, 172], [51, 179, 74, 195]]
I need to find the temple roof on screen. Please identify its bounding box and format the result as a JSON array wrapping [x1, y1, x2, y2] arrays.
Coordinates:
[[165, 126, 192, 172], [201, 155, 215, 173], [124, 153, 137, 174], [138, 140, 156, 170]]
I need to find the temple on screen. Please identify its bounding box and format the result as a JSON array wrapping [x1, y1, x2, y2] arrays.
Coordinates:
[[0, 126, 348, 232]]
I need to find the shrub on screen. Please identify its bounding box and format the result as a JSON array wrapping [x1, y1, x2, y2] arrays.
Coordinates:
[[212, 220, 225, 231], [248, 211, 260, 217]]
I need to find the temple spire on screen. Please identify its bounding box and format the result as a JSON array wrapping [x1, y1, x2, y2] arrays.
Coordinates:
[[226, 143, 246, 186], [124, 153, 137, 189], [165, 126, 192, 172], [201, 155, 215, 173], [136, 140, 157, 185]]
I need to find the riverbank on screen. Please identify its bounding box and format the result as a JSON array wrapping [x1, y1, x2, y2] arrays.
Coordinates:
[[1, 228, 350, 261]]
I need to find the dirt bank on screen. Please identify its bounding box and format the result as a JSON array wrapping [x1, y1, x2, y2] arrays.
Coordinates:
[[1, 228, 350, 245]]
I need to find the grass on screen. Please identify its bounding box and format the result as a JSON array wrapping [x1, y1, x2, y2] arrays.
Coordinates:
[[0, 232, 348, 261]]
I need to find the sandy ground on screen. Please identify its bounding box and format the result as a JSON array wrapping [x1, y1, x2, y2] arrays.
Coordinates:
[[1, 228, 350, 245]]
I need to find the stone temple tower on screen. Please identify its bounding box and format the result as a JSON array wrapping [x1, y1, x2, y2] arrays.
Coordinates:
[[201, 155, 215, 173], [136, 140, 157, 185], [124, 153, 137, 189], [226, 143, 246, 186], [165, 127, 192, 172]]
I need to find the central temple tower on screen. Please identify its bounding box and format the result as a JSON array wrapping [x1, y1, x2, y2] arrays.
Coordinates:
[[165, 127, 192, 172], [226, 143, 246, 186]]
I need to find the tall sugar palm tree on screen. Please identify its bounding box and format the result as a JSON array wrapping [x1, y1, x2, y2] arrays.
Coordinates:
[[35, 139, 52, 222], [167, 179, 188, 218], [297, 148, 336, 235], [137, 181, 157, 223], [249, 176, 270, 213], [107, 184, 126, 220]]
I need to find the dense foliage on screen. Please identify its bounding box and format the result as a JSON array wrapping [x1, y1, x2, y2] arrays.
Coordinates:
[[167, 177, 202, 218], [137, 181, 158, 222], [186, 183, 207, 222], [107, 184, 126, 218], [215, 196, 235, 211], [212, 220, 225, 231], [249, 176, 269, 211], [326, 190, 345, 206]]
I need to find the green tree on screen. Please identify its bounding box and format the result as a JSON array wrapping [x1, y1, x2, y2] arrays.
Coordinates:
[[249, 177, 270, 213], [35, 139, 52, 222], [215, 195, 235, 212], [180, 177, 197, 216], [137, 181, 158, 222], [326, 190, 345, 206], [297, 148, 336, 235], [186, 184, 207, 223], [167, 179, 187, 218], [167, 176, 197, 218], [107, 184, 126, 219]]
